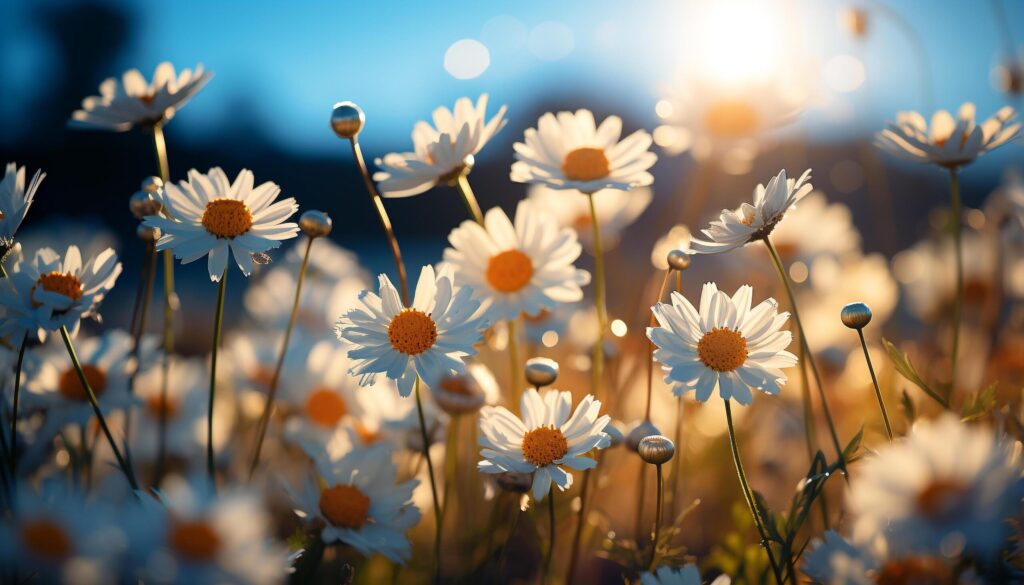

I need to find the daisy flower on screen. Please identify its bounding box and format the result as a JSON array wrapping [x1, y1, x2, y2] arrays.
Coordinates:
[[527, 183, 652, 251], [640, 565, 727, 585], [0, 162, 44, 245], [511, 109, 657, 193], [284, 442, 420, 563], [0, 245, 122, 340], [892, 231, 998, 321], [69, 62, 213, 131], [849, 414, 1024, 558], [144, 167, 300, 281], [876, 104, 1020, 168], [803, 530, 966, 585], [689, 169, 813, 255], [756, 192, 861, 266], [336, 265, 487, 397], [647, 283, 798, 405], [373, 94, 507, 197], [443, 200, 590, 321], [477, 388, 611, 501]]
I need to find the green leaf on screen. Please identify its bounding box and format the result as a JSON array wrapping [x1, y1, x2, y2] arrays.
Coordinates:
[[751, 490, 782, 543], [901, 389, 916, 423], [842, 426, 864, 463], [883, 338, 949, 408], [961, 382, 998, 421]]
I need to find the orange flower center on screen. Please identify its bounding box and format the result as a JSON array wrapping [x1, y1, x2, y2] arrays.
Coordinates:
[[704, 100, 760, 138], [521, 426, 569, 467], [486, 249, 533, 293], [145, 395, 179, 419], [20, 519, 71, 560], [58, 364, 107, 401], [874, 556, 954, 585], [305, 388, 347, 428], [697, 328, 748, 372], [32, 272, 84, 307], [562, 147, 610, 182], [170, 519, 221, 562], [354, 422, 380, 444], [387, 309, 438, 355], [916, 479, 967, 520], [319, 484, 371, 529], [201, 199, 253, 238]]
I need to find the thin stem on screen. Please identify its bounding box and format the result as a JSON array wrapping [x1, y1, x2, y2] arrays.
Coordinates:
[[646, 269, 673, 420], [439, 414, 460, 537], [151, 123, 177, 484], [455, 174, 484, 224], [634, 460, 647, 540], [508, 318, 521, 406], [125, 242, 156, 477], [347, 137, 410, 305], [248, 237, 315, 479], [565, 466, 592, 585], [207, 268, 228, 483], [948, 168, 963, 394], [648, 464, 664, 570], [9, 333, 27, 475], [59, 326, 139, 491], [496, 500, 521, 582], [858, 329, 893, 440], [587, 193, 608, 399], [724, 400, 783, 585], [668, 396, 684, 518], [543, 488, 555, 585], [415, 378, 442, 585]]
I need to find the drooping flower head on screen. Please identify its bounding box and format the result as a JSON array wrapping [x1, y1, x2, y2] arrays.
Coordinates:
[[70, 62, 213, 131], [443, 200, 590, 322], [144, 168, 299, 281], [647, 283, 797, 405], [876, 104, 1020, 169], [478, 388, 611, 501], [374, 94, 507, 197], [511, 109, 656, 193], [0, 162, 44, 244]]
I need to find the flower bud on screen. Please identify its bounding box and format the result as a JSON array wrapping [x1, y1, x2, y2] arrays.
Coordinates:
[[299, 210, 333, 238], [638, 435, 675, 465], [841, 302, 872, 329], [667, 249, 691, 271], [524, 357, 559, 388], [331, 101, 365, 139]]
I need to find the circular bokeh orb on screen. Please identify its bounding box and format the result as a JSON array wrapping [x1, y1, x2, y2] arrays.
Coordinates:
[[444, 39, 491, 80], [529, 21, 574, 61]]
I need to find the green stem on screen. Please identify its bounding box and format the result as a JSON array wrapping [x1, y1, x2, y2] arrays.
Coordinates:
[[415, 378, 442, 585], [948, 167, 962, 394], [9, 333, 27, 475], [565, 467, 592, 585], [59, 326, 139, 491], [543, 487, 555, 584], [587, 193, 608, 400], [207, 268, 228, 483], [859, 329, 893, 440], [648, 464, 664, 570], [125, 242, 156, 481], [456, 174, 484, 224], [248, 237, 315, 479]]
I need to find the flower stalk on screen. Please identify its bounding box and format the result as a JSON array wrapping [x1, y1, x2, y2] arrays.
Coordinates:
[[414, 377, 443, 584], [587, 193, 608, 399], [456, 173, 484, 224], [948, 167, 963, 392], [207, 268, 228, 483]]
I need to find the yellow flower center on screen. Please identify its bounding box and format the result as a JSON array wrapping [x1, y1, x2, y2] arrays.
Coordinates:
[[874, 556, 953, 585], [704, 100, 760, 138], [486, 249, 533, 293], [145, 395, 178, 419], [387, 309, 438, 355], [170, 519, 221, 562], [915, 479, 967, 521], [20, 519, 71, 560], [521, 426, 569, 467], [32, 272, 84, 307], [201, 199, 253, 238], [319, 484, 371, 529], [58, 364, 107, 401], [305, 388, 347, 428], [697, 328, 748, 372], [562, 147, 610, 182]]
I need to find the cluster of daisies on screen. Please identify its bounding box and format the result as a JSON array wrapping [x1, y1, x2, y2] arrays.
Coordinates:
[[0, 53, 1021, 585]]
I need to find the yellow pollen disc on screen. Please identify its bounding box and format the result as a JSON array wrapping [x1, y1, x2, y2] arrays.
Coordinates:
[[387, 309, 438, 355], [201, 198, 253, 238], [874, 556, 953, 585], [32, 272, 84, 307], [145, 395, 178, 419], [697, 328, 748, 372], [305, 388, 347, 428], [170, 519, 221, 562], [319, 484, 371, 529], [20, 519, 71, 560], [486, 249, 533, 293], [915, 479, 967, 520], [704, 100, 760, 138], [562, 147, 610, 182], [58, 364, 107, 401], [521, 426, 569, 467]]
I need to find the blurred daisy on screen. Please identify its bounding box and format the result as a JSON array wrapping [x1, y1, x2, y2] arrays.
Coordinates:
[[478, 388, 611, 501], [511, 109, 656, 193], [892, 231, 998, 321], [0, 245, 121, 340], [0, 162, 44, 244], [527, 184, 652, 252], [144, 167, 299, 281], [522, 301, 576, 347], [336, 265, 487, 397], [640, 564, 727, 585], [849, 414, 1024, 558], [430, 362, 500, 415], [647, 283, 797, 405], [443, 200, 589, 321], [876, 104, 1020, 168], [17, 216, 120, 263], [689, 169, 813, 255], [70, 62, 213, 131], [651, 224, 693, 270], [803, 530, 962, 585], [374, 94, 507, 197], [285, 443, 420, 563]]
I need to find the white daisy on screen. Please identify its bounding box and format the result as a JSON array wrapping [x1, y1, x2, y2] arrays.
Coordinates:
[[144, 167, 300, 281], [640, 564, 727, 585], [17, 217, 119, 264], [284, 442, 420, 563], [756, 192, 861, 266], [511, 109, 657, 193], [803, 530, 965, 585], [443, 200, 590, 321], [477, 388, 611, 501], [876, 103, 1020, 168], [0, 245, 122, 341], [892, 231, 998, 321], [0, 162, 44, 243], [373, 94, 507, 197], [336, 265, 487, 397], [849, 414, 1024, 558], [69, 62, 213, 131], [647, 283, 798, 405], [527, 183, 652, 252], [689, 169, 813, 255]]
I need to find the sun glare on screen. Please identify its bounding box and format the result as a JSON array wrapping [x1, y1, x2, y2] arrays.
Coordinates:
[[692, 0, 787, 86]]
